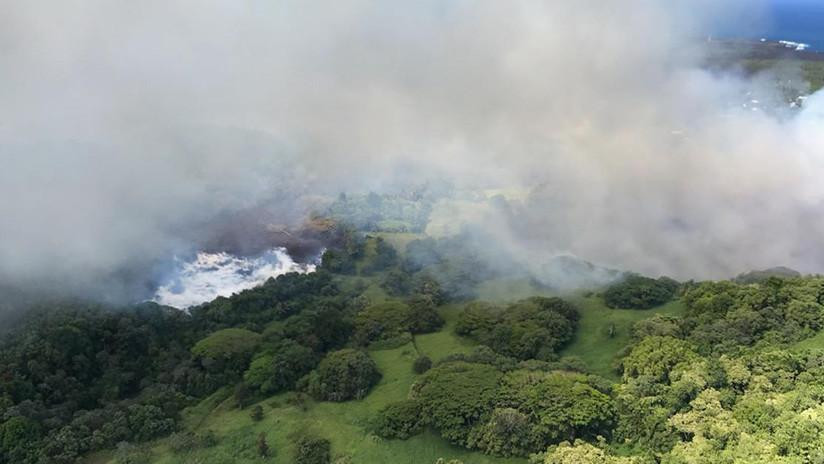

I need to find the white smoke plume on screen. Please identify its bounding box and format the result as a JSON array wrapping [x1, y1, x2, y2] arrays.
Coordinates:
[[153, 248, 315, 309], [4, 0, 824, 304]]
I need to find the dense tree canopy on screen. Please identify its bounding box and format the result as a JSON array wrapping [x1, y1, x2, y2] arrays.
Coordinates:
[[603, 274, 679, 309], [243, 339, 318, 395], [410, 361, 503, 446], [0, 266, 362, 463], [306, 349, 381, 401], [455, 297, 579, 360], [354, 298, 443, 345], [6, 226, 824, 464]]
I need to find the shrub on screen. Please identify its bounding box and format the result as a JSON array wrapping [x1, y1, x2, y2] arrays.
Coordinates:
[[233, 382, 253, 409], [126, 404, 175, 441], [413, 355, 432, 374], [307, 349, 381, 401], [113, 442, 151, 464], [354, 298, 443, 345], [257, 432, 270, 457], [362, 237, 398, 274], [243, 339, 318, 395], [191, 328, 262, 359], [620, 336, 698, 382], [293, 433, 331, 464], [372, 400, 426, 439], [167, 429, 217, 454], [405, 295, 444, 334], [468, 408, 539, 457], [198, 430, 218, 448], [0, 416, 41, 462], [168, 432, 203, 454], [250, 405, 264, 422], [381, 269, 413, 296], [455, 297, 579, 361], [320, 249, 357, 274], [413, 274, 445, 305], [354, 302, 411, 345], [410, 362, 503, 445]]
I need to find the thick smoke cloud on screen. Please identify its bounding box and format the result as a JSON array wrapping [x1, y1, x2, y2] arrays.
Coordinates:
[[3, 0, 822, 303]]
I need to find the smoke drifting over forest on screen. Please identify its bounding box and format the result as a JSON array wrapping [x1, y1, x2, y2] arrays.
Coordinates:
[[4, 0, 824, 303]]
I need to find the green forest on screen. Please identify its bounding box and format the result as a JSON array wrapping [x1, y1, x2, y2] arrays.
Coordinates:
[[3, 220, 824, 464]]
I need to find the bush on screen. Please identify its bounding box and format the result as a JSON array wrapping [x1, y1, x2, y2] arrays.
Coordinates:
[[198, 430, 218, 448], [405, 295, 444, 334], [354, 297, 443, 346], [381, 269, 413, 296], [455, 297, 579, 361], [620, 336, 698, 382], [307, 349, 381, 401], [413, 356, 433, 374], [293, 433, 331, 464], [354, 302, 412, 345], [243, 339, 318, 395], [0, 416, 41, 462], [320, 249, 357, 274], [126, 404, 175, 441], [410, 361, 503, 445], [362, 237, 398, 274], [167, 430, 216, 454], [257, 432, 270, 457], [603, 275, 679, 309], [113, 442, 151, 464], [233, 382, 253, 409], [191, 328, 262, 360], [468, 408, 539, 457], [250, 405, 264, 422], [413, 274, 444, 305], [372, 400, 426, 439]]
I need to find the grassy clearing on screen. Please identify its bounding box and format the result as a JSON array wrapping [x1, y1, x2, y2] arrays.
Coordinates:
[[561, 297, 686, 379], [333, 274, 390, 305], [373, 232, 424, 257], [415, 304, 478, 361], [792, 330, 824, 352], [455, 278, 687, 380], [475, 278, 553, 303]]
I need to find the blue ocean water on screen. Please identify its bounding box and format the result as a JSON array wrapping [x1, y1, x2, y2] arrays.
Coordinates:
[[762, 0, 824, 51], [712, 0, 824, 51]]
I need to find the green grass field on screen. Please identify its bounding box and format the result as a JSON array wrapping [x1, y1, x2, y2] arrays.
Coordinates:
[[561, 297, 686, 379], [415, 304, 478, 361], [373, 232, 424, 258], [473, 276, 687, 380], [792, 330, 824, 352], [475, 278, 553, 303]]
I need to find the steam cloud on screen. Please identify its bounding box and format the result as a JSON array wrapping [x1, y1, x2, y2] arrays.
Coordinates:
[[153, 248, 315, 309], [3, 0, 823, 304]]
